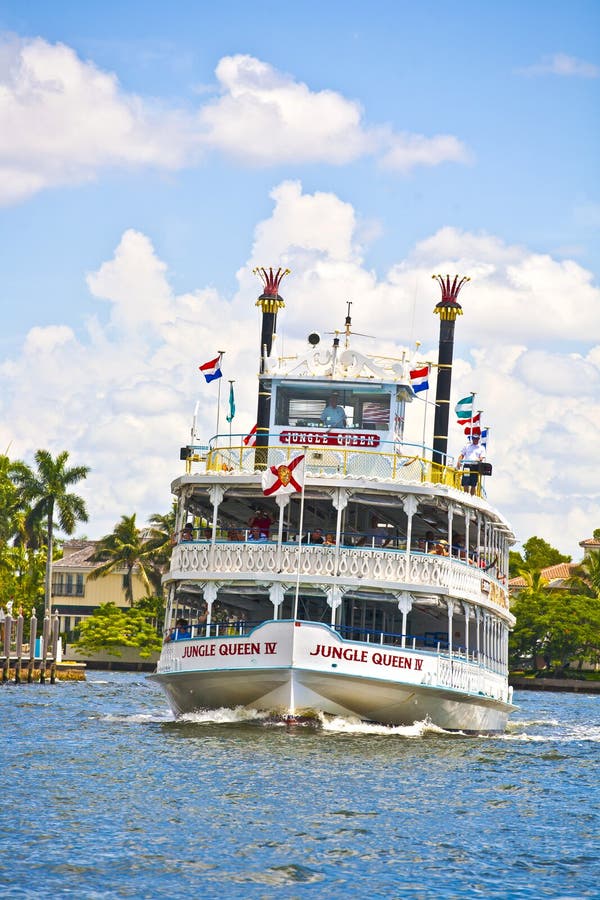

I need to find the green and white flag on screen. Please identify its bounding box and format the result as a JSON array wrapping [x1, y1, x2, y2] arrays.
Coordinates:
[[226, 382, 236, 423], [455, 395, 474, 424]]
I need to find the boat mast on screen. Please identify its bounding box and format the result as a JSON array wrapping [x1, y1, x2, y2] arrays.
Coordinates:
[[431, 274, 470, 465], [253, 266, 289, 468]]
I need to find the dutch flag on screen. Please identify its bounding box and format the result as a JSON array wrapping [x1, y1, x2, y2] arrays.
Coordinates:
[[410, 365, 430, 394], [199, 355, 223, 383]]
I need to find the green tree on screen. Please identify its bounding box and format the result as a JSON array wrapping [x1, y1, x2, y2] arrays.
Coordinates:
[[509, 535, 571, 577], [14, 450, 89, 616], [73, 602, 162, 658], [145, 502, 177, 597], [567, 550, 600, 598], [509, 570, 549, 666], [89, 514, 153, 605]]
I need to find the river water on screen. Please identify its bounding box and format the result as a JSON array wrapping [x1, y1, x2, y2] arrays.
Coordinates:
[[0, 673, 597, 899]]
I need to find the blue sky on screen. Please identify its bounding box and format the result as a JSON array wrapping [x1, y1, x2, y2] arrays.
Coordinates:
[[0, 1, 598, 558]]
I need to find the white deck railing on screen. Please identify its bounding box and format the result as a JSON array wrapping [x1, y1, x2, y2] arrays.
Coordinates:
[[170, 543, 509, 611]]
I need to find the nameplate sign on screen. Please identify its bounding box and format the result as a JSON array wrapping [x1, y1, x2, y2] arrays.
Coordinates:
[[280, 430, 381, 448]]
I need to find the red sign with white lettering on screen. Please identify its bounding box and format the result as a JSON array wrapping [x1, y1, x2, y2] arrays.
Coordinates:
[[280, 430, 381, 448]]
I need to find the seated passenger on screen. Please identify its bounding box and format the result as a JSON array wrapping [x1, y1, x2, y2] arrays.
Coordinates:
[[302, 528, 324, 544], [248, 509, 272, 538], [320, 393, 347, 428], [180, 523, 194, 542], [324, 532, 336, 546], [247, 525, 268, 542], [227, 528, 244, 541], [164, 617, 191, 642]]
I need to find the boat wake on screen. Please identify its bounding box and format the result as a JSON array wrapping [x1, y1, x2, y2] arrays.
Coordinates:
[[320, 714, 451, 737], [178, 706, 272, 726]]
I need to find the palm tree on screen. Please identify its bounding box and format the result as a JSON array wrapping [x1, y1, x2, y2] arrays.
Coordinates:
[[89, 514, 153, 605], [567, 550, 600, 598], [145, 502, 177, 596], [15, 450, 89, 616]]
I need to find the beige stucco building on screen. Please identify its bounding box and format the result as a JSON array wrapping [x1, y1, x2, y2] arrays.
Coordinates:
[[52, 540, 149, 637]]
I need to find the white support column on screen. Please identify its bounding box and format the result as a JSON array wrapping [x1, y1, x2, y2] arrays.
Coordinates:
[[402, 494, 419, 569], [208, 485, 226, 561], [203, 582, 219, 636], [463, 601, 471, 660], [465, 508, 471, 560], [327, 585, 344, 626], [269, 583, 286, 621], [330, 487, 351, 577], [275, 495, 290, 570], [447, 599, 454, 662], [475, 607, 481, 663], [396, 592, 413, 648], [447, 503, 454, 553]]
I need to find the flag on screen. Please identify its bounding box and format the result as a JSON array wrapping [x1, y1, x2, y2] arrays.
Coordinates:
[[243, 424, 257, 446], [199, 355, 222, 383], [464, 425, 488, 445], [455, 395, 476, 424], [461, 412, 481, 430], [226, 382, 235, 423], [410, 365, 430, 394], [262, 454, 305, 496]]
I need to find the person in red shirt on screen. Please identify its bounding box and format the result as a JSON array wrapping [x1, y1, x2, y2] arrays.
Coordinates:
[[248, 509, 272, 538]]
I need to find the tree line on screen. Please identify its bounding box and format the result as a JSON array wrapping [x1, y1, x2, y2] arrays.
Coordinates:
[[508, 533, 600, 673], [2, 449, 599, 669], [1, 449, 174, 658]]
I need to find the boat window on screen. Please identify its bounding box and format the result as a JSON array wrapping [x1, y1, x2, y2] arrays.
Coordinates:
[[274, 386, 391, 430]]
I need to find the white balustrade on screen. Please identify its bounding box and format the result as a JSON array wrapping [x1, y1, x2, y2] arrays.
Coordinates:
[[170, 543, 507, 611]]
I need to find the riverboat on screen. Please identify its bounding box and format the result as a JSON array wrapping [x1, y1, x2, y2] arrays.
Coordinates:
[[150, 270, 516, 732]]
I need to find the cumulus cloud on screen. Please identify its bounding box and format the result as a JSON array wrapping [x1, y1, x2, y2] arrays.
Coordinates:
[[1, 181, 599, 556], [0, 36, 191, 203], [0, 38, 470, 204], [516, 53, 600, 78]]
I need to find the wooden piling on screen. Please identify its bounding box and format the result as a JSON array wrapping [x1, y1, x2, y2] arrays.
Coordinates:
[[2, 614, 11, 683], [14, 613, 24, 684], [39, 615, 50, 684], [27, 613, 37, 684]]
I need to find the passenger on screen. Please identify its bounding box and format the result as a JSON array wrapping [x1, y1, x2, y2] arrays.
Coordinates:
[[430, 540, 450, 556], [457, 433, 486, 496], [320, 392, 347, 428], [227, 527, 244, 541], [304, 528, 325, 544], [248, 509, 272, 538], [324, 532, 336, 546], [180, 523, 194, 542], [247, 525, 268, 543], [164, 617, 191, 642]]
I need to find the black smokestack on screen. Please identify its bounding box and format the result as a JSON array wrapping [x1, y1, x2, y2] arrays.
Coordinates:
[[431, 274, 470, 465], [253, 267, 290, 467]]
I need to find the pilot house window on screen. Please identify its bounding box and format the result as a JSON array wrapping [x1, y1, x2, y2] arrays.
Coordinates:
[[274, 386, 391, 430]]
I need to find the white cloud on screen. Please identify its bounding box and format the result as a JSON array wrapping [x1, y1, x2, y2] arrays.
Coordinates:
[[1, 181, 599, 558], [517, 53, 600, 78], [0, 38, 470, 204], [0, 36, 190, 203], [380, 133, 471, 171]]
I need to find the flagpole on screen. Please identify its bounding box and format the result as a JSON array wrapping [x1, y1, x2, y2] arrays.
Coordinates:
[[228, 380, 235, 451], [293, 448, 308, 621], [215, 350, 225, 440], [422, 360, 432, 457]]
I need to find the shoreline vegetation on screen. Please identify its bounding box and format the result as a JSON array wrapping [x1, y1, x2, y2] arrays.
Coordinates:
[[2, 449, 600, 684]]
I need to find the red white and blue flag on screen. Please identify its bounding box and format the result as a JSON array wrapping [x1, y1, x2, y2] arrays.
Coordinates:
[[410, 365, 430, 394], [243, 424, 257, 447], [261, 454, 305, 497], [199, 355, 222, 383], [465, 425, 489, 446]]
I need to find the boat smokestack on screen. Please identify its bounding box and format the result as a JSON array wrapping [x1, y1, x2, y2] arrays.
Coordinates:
[[253, 266, 290, 465], [431, 274, 470, 465]]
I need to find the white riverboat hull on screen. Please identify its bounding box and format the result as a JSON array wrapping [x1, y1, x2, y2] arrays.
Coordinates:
[[150, 620, 515, 733]]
